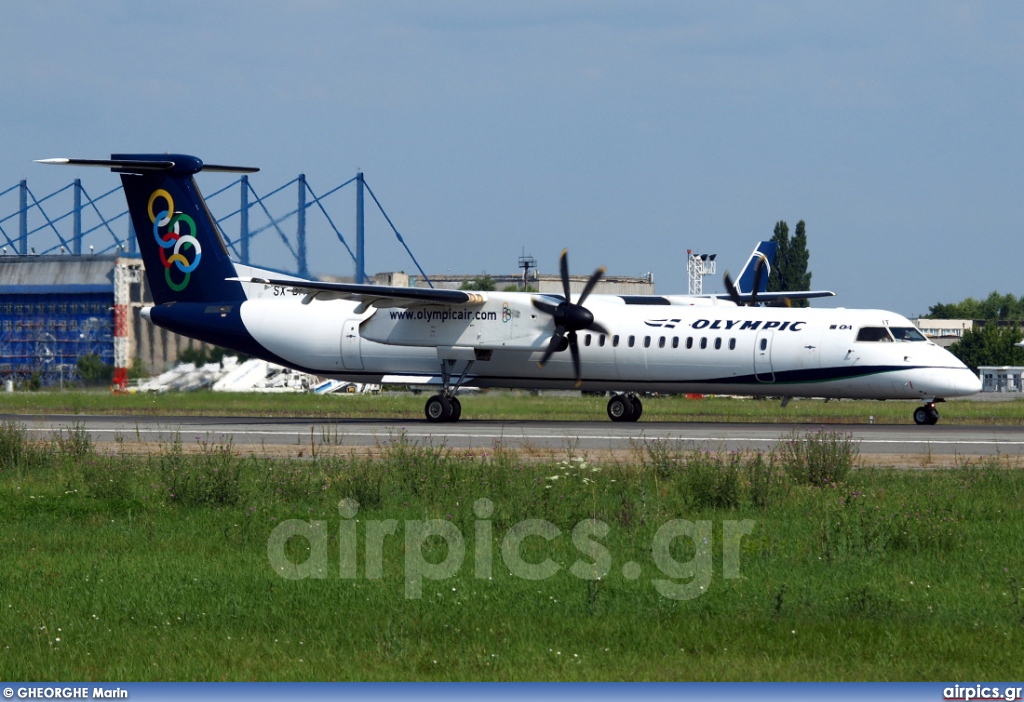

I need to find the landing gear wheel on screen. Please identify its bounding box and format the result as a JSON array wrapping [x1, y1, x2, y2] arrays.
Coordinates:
[[628, 396, 643, 422], [449, 396, 462, 422], [607, 394, 634, 422], [425, 395, 453, 423], [913, 404, 940, 426]]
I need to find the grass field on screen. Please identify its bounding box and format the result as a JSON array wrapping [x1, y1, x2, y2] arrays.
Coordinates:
[[0, 389, 1021, 425], [2, 421, 1023, 681]]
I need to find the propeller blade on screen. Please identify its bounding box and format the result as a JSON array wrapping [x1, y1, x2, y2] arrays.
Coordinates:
[[531, 297, 559, 316], [723, 270, 743, 306], [577, 266, 606, 306], [587, 320, 610, 336], [537, 326, 566, 367], [568, 331, 582, 387], [749, 258, 765, 307], [559, 249, 572, 303]]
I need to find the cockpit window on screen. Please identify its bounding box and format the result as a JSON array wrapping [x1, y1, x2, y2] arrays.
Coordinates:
[[889, 327, 927, 342], [855, 327, 893, 342]]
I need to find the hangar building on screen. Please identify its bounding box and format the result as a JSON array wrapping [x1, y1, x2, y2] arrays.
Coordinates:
[[0, 254, 197, 386]]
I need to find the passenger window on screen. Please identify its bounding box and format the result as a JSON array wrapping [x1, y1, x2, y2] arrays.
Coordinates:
[[729, 338, 736, 350], [672, 337, 679, 349], [856, 327, 893, 342], [700, 337, 707, 350], [585, 334, 591, 347], [659, 336, 666, 348], [686, 337, 693, 349], [613, 335, 619, 347], [760, 339, 767, 351], [628, 336, 635, 348], [599, 334, 606, 347], [714, 338, 722, 350], [643, 336, 651, 348]]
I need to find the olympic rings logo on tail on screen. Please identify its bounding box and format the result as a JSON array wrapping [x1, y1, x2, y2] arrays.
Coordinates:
[[148, 189, 201, 292]]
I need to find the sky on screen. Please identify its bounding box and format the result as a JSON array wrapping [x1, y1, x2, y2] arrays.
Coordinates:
[[1, 1, 1022, 317]]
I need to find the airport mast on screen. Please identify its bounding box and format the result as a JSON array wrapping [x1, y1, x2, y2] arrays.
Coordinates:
[[687, 250, 716, 295]]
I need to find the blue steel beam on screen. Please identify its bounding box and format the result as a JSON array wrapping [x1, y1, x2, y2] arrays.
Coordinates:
[[356, 171, 365, 284], [73, 179, 82, 255], [240, 175, 249, 265], [19, 181, 27, 255], [297, 174, 309, 279]]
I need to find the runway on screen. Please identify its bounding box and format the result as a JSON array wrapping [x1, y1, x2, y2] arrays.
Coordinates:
[[5, 413, 1023, 461]]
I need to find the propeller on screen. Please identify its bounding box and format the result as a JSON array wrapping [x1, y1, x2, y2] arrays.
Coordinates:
[[723, 256, 767, 307], [532, 249, 609, 386]]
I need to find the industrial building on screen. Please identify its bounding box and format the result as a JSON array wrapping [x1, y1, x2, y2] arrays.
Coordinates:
[[978, 366, 1024, 393], [362, 270, 655, 296], [912, 318, 973, 348], [0, 254, 201, 386]]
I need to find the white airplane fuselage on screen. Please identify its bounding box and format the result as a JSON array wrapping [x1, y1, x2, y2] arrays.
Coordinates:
[[165, 283, 979, 402], [41, 151, 981, 424]]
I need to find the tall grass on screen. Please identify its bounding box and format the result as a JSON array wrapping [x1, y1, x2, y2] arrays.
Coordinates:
[[1, 422, 1022, 681], [781, 427, 858, 485]]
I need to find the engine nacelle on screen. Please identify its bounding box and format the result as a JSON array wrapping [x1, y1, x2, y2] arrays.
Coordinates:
[[359, 294, 549, 351]]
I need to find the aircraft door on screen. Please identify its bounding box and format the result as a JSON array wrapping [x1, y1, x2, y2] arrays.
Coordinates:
[[754, 330, 774, 382], [341, 320, 364, 370]]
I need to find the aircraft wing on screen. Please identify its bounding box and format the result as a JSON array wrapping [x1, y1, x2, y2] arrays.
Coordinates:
[[230, 277, 485, 309]]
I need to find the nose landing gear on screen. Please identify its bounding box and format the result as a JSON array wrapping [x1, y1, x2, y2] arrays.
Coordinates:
[[913, 402, 940, 425]]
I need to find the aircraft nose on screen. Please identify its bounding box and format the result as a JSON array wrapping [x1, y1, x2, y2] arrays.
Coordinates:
[[955, 368, 982, 396]]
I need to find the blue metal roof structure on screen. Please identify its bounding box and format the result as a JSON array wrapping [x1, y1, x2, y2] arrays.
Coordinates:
[[0, 172, 432, 285]]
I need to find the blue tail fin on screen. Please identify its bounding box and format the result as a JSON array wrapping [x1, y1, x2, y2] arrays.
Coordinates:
[[113, 153, 253, 306], [736, 241, 777, 295]]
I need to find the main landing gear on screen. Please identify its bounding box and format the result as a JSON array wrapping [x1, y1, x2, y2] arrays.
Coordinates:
[[424, 358, 472, 423], [913, 401, 940, 426], [425, 394, 462, 423], [607, 393, 643, 422]]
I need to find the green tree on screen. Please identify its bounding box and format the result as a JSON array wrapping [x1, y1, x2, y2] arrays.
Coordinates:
[[925, 292, 1024, 320], [128, 357, 150, 380], [77, 354, 114, 386], [978, 292, 1024, 320], [926, 298, 981, 319], [177, 344, 246, 367], [459, 275, 495, 291], [766, 219, 813, 307], [948, 323, 1024, 373]]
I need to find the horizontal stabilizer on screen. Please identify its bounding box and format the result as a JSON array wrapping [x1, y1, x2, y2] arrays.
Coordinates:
[[37, 155, 258, 175]]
